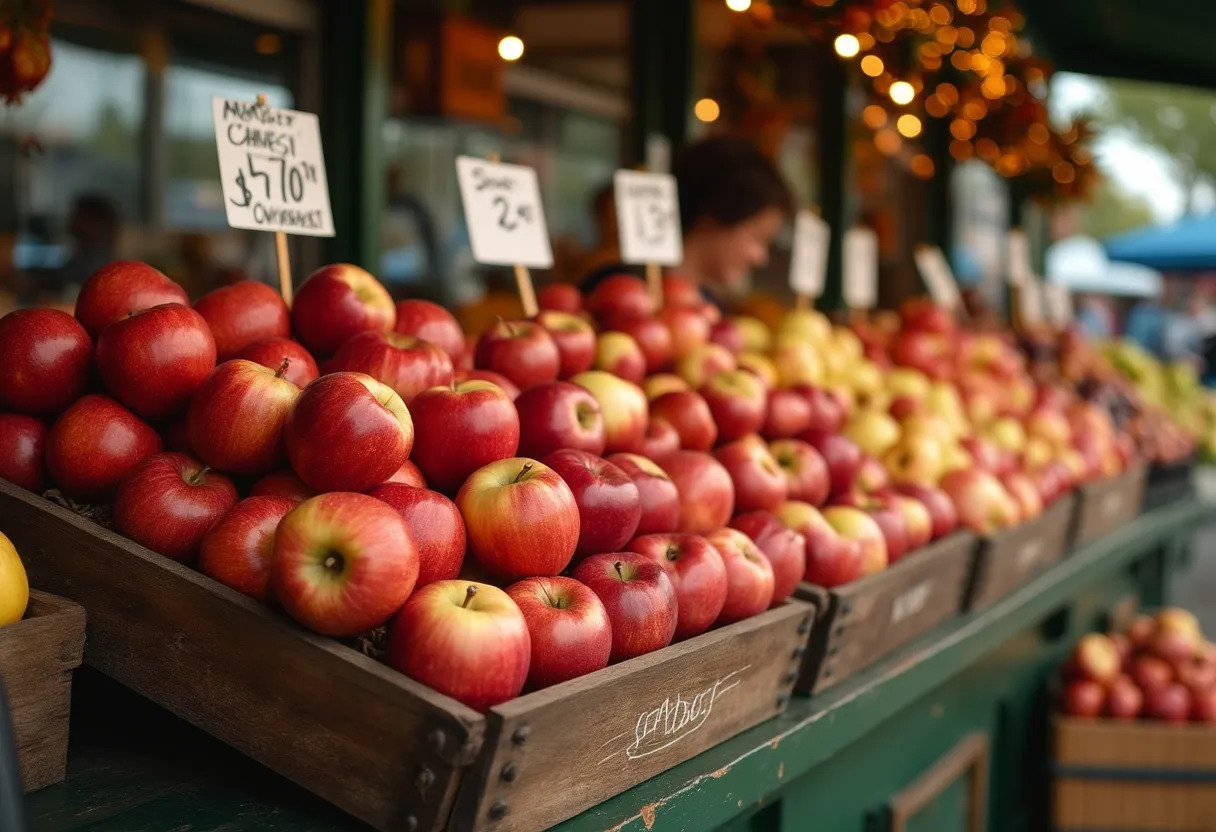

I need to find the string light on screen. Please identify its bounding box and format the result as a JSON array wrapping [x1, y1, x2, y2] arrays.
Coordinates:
[[950, 140, 974, 160], [1053, 162, 1076, 184], [498, 36, 525, 61], [950, 118, 975, 140], [897, 114, 923, 137], [694, 98, 720, 123], [875, 129, 902, 155], [889, 80, 915, 105], [862, 104, 889, 128], [834, 34, 860, 57], [725, 0, 752, 10], [911, 154, 936, 178], [861, 55, 884, 76]]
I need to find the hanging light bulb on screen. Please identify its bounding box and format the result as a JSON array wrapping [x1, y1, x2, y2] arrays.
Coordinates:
[[897, 114, 923, 137], [726, 0, 752, 10], [498, 36, 525, 61], [834, 34, 861, 58], [889, 80, 915, 105], [861, 55, 884, 77]]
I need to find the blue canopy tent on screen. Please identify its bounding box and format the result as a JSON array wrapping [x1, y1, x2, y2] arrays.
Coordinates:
[[1105, 213, 1216, 272]]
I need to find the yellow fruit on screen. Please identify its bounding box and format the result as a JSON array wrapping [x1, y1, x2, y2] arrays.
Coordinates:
[[830, 326, 864, 365], [886, 368, 932, 402], [844, 409, 902, 458], [733, 316, 772, 353], [776, 309, 831, 347], [773, 341, 825, 387], [737, 351, 778, 389], [0, 532, 29, 627]]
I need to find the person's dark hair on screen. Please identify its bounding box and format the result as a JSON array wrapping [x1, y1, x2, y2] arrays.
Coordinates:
[[674, 136, 793, 230]]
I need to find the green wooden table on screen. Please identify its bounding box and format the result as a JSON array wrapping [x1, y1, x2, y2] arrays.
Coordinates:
[[24, 498, 1204, 832]]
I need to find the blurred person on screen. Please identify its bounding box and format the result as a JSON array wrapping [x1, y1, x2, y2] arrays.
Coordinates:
[[53, 193, 119, 297], [1076, 294, 1115, 339], [1124, 298, 1167, 356]]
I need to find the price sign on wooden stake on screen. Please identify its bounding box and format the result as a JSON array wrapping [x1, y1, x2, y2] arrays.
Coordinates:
[[1015, 275, 1044, 326], [456, 156, 553, 270], [914, 245, 963, 311], [789, 209, 829, 300], [614, 170, 682, 266], [1007, 229, 1032, 287], [842, 226, 879, 310]]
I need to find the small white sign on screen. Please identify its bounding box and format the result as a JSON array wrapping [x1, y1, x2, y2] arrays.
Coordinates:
[[212, 98, 334, 237], [1017, 276, 1044, 326], [614, 170, 683, 266], [914, 245, 962, 310], [1043, 283, 1074, 327], [789, 210, 829, 298], [1007, 229, 1032, 287], [456, 156, 554, 269], [842, 227, 879, 310]]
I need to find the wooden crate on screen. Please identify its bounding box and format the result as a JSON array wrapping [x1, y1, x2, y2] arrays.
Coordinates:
[[792, 531, 977, 696], [1053, 717, 1216, 831], [0, 478, 811, 831], [0, 590, 84, 792], [963, 493, 1076, 613], [1070, 464, 1148, 547]]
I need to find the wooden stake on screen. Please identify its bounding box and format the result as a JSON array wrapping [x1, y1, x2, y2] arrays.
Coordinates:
[[795, 294, 810, 311], [646, 262, 663, 309], [257, 93, 293, 306], [488, 152, 538, 318]]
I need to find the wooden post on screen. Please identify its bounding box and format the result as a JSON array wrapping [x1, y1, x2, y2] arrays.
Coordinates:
[[489, 152, 539, 318], [795, 294, 810, 311], [257, 94, 293, 306], [646, 262, 663, 310]]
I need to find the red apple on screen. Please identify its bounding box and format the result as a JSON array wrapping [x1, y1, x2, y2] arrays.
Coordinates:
[[892, 483, 958, 539], [797, 385, 848, 434], [543, 449, 641, 557], [1191, 686, 1216, 722], [1062, 679, 1106, 718], [1106, 674, 1144, 720], [534, 311, 595, 379], [198, 496, 296, 602], [193, 281, 291, 361], [714, 436, 788, 513], [475, 319, 560, 390], [329, 331, 454, 404], [1129, 654, 1174, 694], [455, 368, 521, 401], [538, 283, 583, 313], [381, 460, 426, 488], [659, 450, 735, 534], [729, 511, 806, 605], [606, 453, 680, 535], [643, 373, 689, 401], [409, 380, 520, 493], [74, 260, 188, 338], [961, 436, 1013, 476], [856, 455, 891, 495], [939, 469, 1020, 535], [249, 469, 314, 502], [1128, 614, 1157, 649], [614, 315, 673, 374], [387, 581, 529, 711], [369, 484, 466, 587], [0, 309, 92, 415], [1145, 682, 1192, 723], [879, 493, 933, 550], [899, 296, 957, 337], [572, 552, 677, 662], [628, 533, 727, 640], [659, 305, 711, 359], [639, 419, 681, 460], [586, 274, 655, 324], [514, 381, 605, 459], [96, 303, 217, 420], [594, 331, 646, 384], [709, 318, 745, 355], [706, 528, 775, 624], [236, 337, 320, 388], [46, 395, 163, 499], [1001, 471, 1043, 520], [770, 439, 829, 506], [506, 576, 611, 688], [114, 452, 238, 561], [569, 371, 648, 454], [649, 390, 717, 451], [821, 506, 888, 576], [290, 264, 395, 357], [831, 493, 909, 564], [800, 430, 863, 497], [0, 414, 46, 492], [1109, 632, 1134, 667], [675, 344, 736, 389], [284, 372, 413, 492], [187, 359, 300, 476], [762, 389, 813, 440], [775, 501, 867, 588], [393, 299, 465, 361], [700, 369, 767, 442]]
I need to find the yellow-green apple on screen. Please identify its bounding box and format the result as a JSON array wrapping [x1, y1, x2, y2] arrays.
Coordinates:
[[800, 430, 863, 497], [649, 390, 717, 451], [187, 359, 300, 476], [284, 372, 413, 492], [709, 318, 745, 355], [886, 367, 932, 403], [729, 510, 805, 604], [74, 260, 188, 338], [662, 274, 701, 308], [899, 412, 960, 443], [701, 369, 767, 442], [455, 368, 520, 401], [535, 311, 595, 379], [237, 337, 320, 388], [538, 282, 583, 313], [639, 419, 681, 460], [328, 331, 454, 404], [0, 309, 92, 415], [877, 493, 933, 550], [249, 469, 314, 502], [572, 552, 677, 661], [387, 581, 529, 711], [46, 395, 163, 499], [409, 379, 519, 493], [614, 315, 673, 374], [393, 299, 465, 361], [114, 452, 238, 561], [290, 264, 394, 357], [775, 309, 831, 346], [892, 483, 958, 539], [939, 469, 1020, 534], [762, 389, 813, 440], [1026, 406, 1072, 448], [0, 414, 45, 491], [96, 303, 217, 420], [586, 274, 655, 323], [737, 351, 778, 389], [1154, 608, 1203, 663], [734, 316, 772, 353], [831, 491, 909, 563], [856, 455, 891, 495], [775, 501, 866, 587], [594, 331, 646, 384], [628, 532, 726, 640], [845, 360, 888, 410], [381, 459, 427, 487], [607, 453, 679, 535], [1001, 471, 1042, 520], [882, 434, 946, 486], [772, 340, 825, 388], [706, 528, 775, 624], [198, 496, 296, 602], [822, 506, 888, 576], [658, 305, 711, 359], [475, 319, 560, 389], [797, 385, 848, 434], [369, 483, 465, 586], [770, 438, 829, 506], [506, 576, 611, 689], [643, 373, 689, 401], [984, 417, 1027, 455], [515, 381, 605, 459], [570, 371, 648, 454], [542, 449, 641, 557], [843, 409, 901, 459], [193, 280, 290, 361], [659, 450, 735, 534], [675, 343, 736, 388], [714, 436, 788, 512]]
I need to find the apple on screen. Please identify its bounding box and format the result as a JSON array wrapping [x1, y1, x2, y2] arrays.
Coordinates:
[[1145, 682, 1192, 723], [455, 368, 521, 401], [193, 281, 291, 361], [614, 316, 673, 374], [843, 410, 901, 460], [538, 283, 583, 313], [46, 395, 163, 499], [457, 457, 580, 579], [198, 496, 296, 602], [775, 501, 866, 587], [649, 390, 717, 451], [369, 483, 466, 587], [658, 305, 712, 360], [629, 533, 726, 640], [393, 299, 465, 361], [475, 319, 561, 390], [800, 430, 863, 497], [284, 372, 413, 492], [0, 309, 92, 415], [1066, 633, 1122, 683], [643, 373, 689, 401], [586, 274, 655, 324], [0, 414, 46, 492], [733, 316, 771, 353], [900, 296, 957, 337], [762, 389, 813, 440], [833, 492, 910, 564], [606, 453, 680, 535], [675, 343, 736, 389], [797, 385, 848, 434], [1109, 632, 1134, 667], [772, 341, 825, 388], [709, 318, 744, 355], [700, 369, 767, 442], [409, 379, 520, 493], [939, 469, 1020, 535], [514, 381, 605, 459], [572, 552, 677, 662], [890, 330, 951, 380], [187, 359, 300, 476], [569, 371, 648, 454], [1157, 608, 1202, 641], [1192, 686, 1216, 723], [1105, 674, 1144, 720], [290, 264, 395, 357], [658, 450, 735, 534], [506, 576, 611, 689], [1152, 627, 1201, 664], [114, 452, 238, 561], [74, 260, 188, 338], [1001, 471, 1043, 520], [249, 469, 314, 502], [639, 420, 681, 460], [381, 460, 426, 488], [729, 511, 805, 605], [543, 449, 641, 557], [594, 331, 646, 384], [737, 351, 778, 390], [1128, 614, 1158, 649], [893, 483, 958, 539], [706, 528, 775, 624], [822, 506, 887, 576], [387, 581, 529, 711], [879, 493, 933, 550], [1062, 679, 1106, 718], [714, 436, 788, 513], [1129, 654, 1174, 694], [534, 311, 595, 379], [328, 331, 454, 404], [662, 274, 701, 308], [236, 338, 320, 388], [856, 455, 891, 495]]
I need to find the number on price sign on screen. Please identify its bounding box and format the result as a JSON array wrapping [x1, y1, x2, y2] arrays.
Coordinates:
[[614, 170, 683, 266], [211, 97, 334, 237], [843, 227, 879, 310], [789, 210, 829, 298], [456, 156, 553, 268]]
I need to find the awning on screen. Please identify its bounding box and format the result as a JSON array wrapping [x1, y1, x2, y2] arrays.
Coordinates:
[[1105, 214, 1216, 272], [1047, 235, 1163, 297]]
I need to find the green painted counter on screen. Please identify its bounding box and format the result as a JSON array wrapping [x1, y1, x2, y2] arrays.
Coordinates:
[[24, 498, 1205, 832]]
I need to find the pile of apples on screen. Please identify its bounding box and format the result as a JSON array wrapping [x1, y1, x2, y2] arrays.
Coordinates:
[[1060, 609, 1216, 723]]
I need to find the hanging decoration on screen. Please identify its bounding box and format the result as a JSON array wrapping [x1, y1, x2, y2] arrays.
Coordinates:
[[0, 0, 53, 105]]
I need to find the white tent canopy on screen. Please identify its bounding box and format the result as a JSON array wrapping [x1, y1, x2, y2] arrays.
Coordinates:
[[1046, 235, 1164, 297]]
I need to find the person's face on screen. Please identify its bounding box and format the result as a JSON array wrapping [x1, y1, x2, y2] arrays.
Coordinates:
[[696, 207, 785, 290]]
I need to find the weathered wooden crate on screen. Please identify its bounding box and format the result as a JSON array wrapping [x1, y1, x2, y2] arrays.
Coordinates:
[[1053, 717, 1216, 832], [1070, 464, 1148, 547], [0, 590, 85, 792], [0, 478, 811, 831], [963, 493, 1076, 612], [792, 531, 977, 696]]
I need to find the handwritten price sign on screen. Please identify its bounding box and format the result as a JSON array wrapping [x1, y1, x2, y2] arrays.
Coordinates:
[[614, 170, 683, 266], [842, 227, 879, 310], [914, 245, 963, 310], [789, 210, 829, 298], [456, 156, 553, 269], [211, 98, 334, 237]]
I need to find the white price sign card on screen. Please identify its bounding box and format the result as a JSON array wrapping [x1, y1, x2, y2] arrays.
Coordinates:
[[1007, 229, 1032, 287], [212, 97, 334, 237], [842, 227, 879, 310], [614, 170, 683, 266], [1017, 276, 1044, 325], [1043, 283, 1074, 327], [914, 245, 963, 310], [456, 156, 553, 269], [789, 210, 829, 298]]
